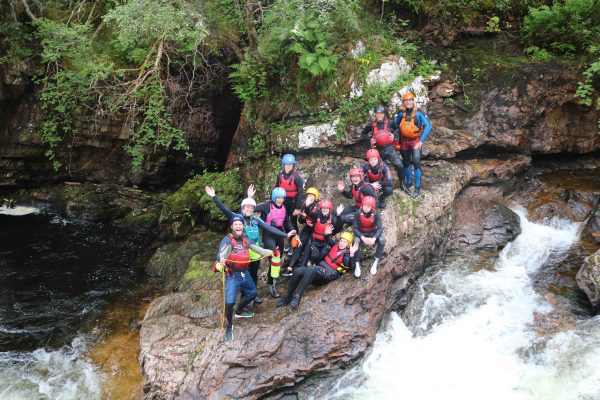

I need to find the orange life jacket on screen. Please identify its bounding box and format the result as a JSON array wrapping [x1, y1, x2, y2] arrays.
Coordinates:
[[399, 106, 423, 140]]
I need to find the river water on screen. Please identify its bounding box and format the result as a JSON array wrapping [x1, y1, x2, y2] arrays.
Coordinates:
[[0, 207, 147, 399], [325, 207, 600, 400]]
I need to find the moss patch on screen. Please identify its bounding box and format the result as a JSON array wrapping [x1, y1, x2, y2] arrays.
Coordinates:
[[178, 255, 220, 291]]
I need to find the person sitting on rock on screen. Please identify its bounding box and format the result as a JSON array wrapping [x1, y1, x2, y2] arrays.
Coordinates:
[[295, 199, 345, 271], [395, 92, 432, 198], [213, 215, 274, 342], [276, 231, 359, 310], [205, 185, 297, 305], [284, 187, 319, 274], [361, 104, 406, 189], [352, 196, 385, 277], [362, 148, 393, 208], [254, 187, 297, 298], [275, 154, 304, 234], [338, 167, 377, 224]]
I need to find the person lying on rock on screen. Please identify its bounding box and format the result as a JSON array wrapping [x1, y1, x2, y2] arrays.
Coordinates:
[[205, 185, 297, 305], [395, 92, 432, 198], [275, 154, 304, 235], [213, 215, 274, 342], [284, 187, 319, 274], [338, 167, 378, 224], [289, 199, 345, 274], [362, 148, 393, 208], [361, 104, 406, 189], [276, 231, 359, 310], [352, 196, 385, 277]]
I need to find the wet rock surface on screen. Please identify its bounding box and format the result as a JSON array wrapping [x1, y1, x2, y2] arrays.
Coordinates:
[[584, 203, 600, 245], [576, 250, 600, 312]]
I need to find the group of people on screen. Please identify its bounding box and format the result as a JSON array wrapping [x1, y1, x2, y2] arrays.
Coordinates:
[[206, 93, 431, 341]]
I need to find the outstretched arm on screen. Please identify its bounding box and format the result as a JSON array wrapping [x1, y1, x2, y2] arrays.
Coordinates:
[[205, 186, 238, 220]]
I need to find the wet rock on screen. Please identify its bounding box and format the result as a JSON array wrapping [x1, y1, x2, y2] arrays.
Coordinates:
[[584, 203, 600, 245], [448, 196, 521, 252], [140, 155, 529, 399], [576, 250, 600, 312], [366, 57, 411, 86]]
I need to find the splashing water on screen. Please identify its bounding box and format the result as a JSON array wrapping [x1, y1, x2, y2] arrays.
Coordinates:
[[324, 208, 600, 400]]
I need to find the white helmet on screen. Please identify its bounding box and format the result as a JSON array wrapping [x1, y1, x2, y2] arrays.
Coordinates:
[[241, 198, 256, 208]]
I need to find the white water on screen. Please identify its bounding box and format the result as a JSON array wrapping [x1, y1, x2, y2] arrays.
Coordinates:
[[0, 205, 40, 216], [0, 336, 101, 400], [324, 208, 600, 400]]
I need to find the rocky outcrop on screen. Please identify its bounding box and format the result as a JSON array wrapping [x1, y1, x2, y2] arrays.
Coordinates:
[[576, 249, 600, 312], [139, 155, 527, 399], [584, 202, 600, 245]]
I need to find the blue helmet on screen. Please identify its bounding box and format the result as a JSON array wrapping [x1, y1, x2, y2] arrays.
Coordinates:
[[271, 187, 286, 201], [230, 215, 244, 225], [281, 154, 296, 167]]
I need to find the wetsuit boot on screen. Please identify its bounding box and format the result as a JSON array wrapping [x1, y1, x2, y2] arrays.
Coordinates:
[[370, 258, 379, 275], [412, 187, 420, 198], [354, 262, 362, 278], [269, 284, 280, 298], [224, 321, 233, 342], [290, 294, 301, 310]]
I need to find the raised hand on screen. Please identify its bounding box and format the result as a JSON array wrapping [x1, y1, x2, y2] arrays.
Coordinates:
[[350, 241, 360, 256], [325, 223, 334, 235], [205, 186, 216, 197], [336, 204, 345, 216], [293, 209, 301, 216], [337, 180, 345, 192], [371, 182, 382, 191], [247, 184, 256, 198]]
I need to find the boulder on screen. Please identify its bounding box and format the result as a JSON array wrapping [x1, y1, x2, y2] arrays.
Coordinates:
[[576, 249, 600, 312], [584, 203, 600, 245]]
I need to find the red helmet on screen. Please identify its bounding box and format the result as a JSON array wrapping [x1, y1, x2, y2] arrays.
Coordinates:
[[319, 199, 333, 210], [362, 196, 376, 209], [348, 167, 364, 180], [366, 148, 380, 160]]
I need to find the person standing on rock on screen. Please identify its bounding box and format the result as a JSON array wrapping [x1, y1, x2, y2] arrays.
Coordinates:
[[275, 154, 305, 235], [276, 231, 359, 310], [213, 215, 274, 342], [284, 187, 319, 274], [205, 185, 297, 305], [338, 167, 377, 224], [352, 196, 385, 276], [395, 92, 432, 198], [361, 105, 406, 189], [362, 148, 394, 208]]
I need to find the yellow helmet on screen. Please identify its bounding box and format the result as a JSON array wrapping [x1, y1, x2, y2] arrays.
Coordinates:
[[339, 231, 354, 244], [306, 187, 319, 201]]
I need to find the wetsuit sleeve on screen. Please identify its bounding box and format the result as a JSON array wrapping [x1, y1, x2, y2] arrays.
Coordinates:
[[342, 252, 355, 270], [306, 206, 319, 220], [284, 212, 294, 232], [294, 173, 305, 210], [361, 122, 373, 141], [332, 214, 343, 234], [274, 173, 281, 189], [352, 211, 363, 239], [361, 184, 377, 199], [326, 236, 337, 247], [248, 243, 274, 257], [217, 236, 233, 261], [211, 195, 239, 221], [341, 188, 352, 199], [255, 202, 270, 220], [374, 212, 383, 238], [381, 164, 393, 188], [395, 111, 403, 126], [255, 216, 288, 238], [417, 111, 432, 142]]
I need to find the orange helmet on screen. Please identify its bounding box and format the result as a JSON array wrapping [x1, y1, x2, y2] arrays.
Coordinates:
[[366, 148, 380, 160], [348, 167, 364, 180], [361, 196, 377, 209], [402, 92, 415, 101]]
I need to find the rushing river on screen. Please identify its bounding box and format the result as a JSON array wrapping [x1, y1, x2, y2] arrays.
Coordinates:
[[325, 207, 600, 400], [0, 207, 147, 399]]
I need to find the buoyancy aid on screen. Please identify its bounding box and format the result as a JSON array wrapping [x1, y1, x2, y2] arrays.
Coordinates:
[[324, 244, 349, 273], [244, 217, 261, 259], [399, 106, 423, 140], [266, 202, 286, 228], [351, 181, 369, 208], [366, 162, 385, 184], [277, 172, 298, 198], [371, 118, 394, 147], [312, 214, 332, 241], [226, 234, 250, 270], [358, 210, 376, 233]]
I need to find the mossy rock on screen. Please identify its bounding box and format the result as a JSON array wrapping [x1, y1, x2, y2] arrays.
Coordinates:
[[177, 255, 222, 292]]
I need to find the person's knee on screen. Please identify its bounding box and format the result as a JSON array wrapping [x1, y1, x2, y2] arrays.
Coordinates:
[[378, 236, 386, 246]]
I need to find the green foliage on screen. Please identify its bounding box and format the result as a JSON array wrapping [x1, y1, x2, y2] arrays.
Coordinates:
[[0, 22, 32, 65], [524, 46, 551, 61], [486, 16, 501, 33], [229, 58, 267, 103]]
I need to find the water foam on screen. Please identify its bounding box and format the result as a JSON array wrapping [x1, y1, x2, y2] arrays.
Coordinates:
[[0, 205, 40, 216], [324, 208, 600, 400]]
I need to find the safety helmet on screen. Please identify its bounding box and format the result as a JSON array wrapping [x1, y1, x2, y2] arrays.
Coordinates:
[[366, 148, 380, 160], [281, 154, 296, 167], [306, 187, 320, 201], [340, 231, 354, 244], [241, 198, 256, 208], [318, 199, 333, 210], [348, 167, 364, 180], [361, 196, 377, 209], [230, 215, 244, 225], [271, 187, 286, 201], [402, 92, 415, 101], [374, 105, 386, 113]]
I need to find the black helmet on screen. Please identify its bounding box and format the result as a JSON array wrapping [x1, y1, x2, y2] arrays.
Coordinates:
[[374, 105, 386, 113]]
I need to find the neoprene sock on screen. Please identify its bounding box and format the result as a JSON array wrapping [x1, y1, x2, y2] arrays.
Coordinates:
[[406, 165, 413, 187], [415, 167, 422, 188]]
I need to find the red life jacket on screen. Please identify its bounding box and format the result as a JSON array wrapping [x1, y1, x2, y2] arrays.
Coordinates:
[[324, 244, 349, 274], [351, 181, 368, 208], [226, 234, 250, 270], [399, 106, 423, 140], [277, 172, 298, 198], [266, 202, 286, 228], [371, 118, 394, 147], [365, 161, 385, 184], [358, 210, 376, 233], [312, 214, 332, 241]]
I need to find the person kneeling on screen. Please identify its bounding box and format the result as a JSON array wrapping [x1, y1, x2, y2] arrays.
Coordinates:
[[213, 216, 273, 342], [352, 196, 385, 277], [276, 232, 358, 310]]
